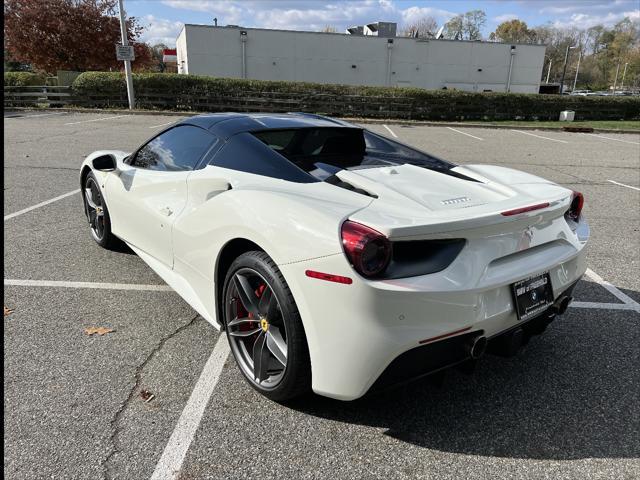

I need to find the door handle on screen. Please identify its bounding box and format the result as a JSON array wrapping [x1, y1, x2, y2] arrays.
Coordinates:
[[159, 206, 173, 217]]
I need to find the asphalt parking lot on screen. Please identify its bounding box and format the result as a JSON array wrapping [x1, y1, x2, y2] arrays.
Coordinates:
[[4, 110, 640, 480]]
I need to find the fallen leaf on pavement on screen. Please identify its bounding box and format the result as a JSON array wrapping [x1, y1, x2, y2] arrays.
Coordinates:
[[84, 326, 114, 336], [140, 389, 155, 403], [4, 306, 14, 317]]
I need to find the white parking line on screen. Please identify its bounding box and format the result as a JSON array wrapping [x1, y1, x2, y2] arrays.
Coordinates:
[[4, 189, 80, 221], [5, 112, 68, 119], [383, 124, 398, 138], [607, 180, 640, 191], [149, 121, 176, 129], [511, 129, 568, 144], [151, 335, 230, 480], [571, 301, 638, 311], [446, 127, 484, 141], [4, 279, 173, 291], [64, 115, 128, 125], [585, 268, 640, 311], [580, 132, 640, 146]]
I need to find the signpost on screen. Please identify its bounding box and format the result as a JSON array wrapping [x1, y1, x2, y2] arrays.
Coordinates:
[[116, 44, 135, 62], [117, 0, 135, 109]]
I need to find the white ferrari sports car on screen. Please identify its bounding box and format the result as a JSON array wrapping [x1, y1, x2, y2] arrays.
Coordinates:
[[80, 113, 589, 401]]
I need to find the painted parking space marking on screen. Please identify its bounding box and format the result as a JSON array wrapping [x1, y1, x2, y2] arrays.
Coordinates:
[[4, 189, 80, 221], [511, 129, 568, 144], [64, 115, 128, 125], [151, 335, 230, 480], [383, 124, 398, 138], [149, 121, 176, 129], [446, 127, 484, 141], [584, 268, 640, 312], [571, 301, 638, 311], [4, 279, 173, 292], [580, 132, 640, 146], [5, 111, 69, 119], [607, 180, 640, 191]]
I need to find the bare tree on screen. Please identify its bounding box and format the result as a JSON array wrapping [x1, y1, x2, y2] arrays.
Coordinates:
[[444, 14, 464, 40], [400, 16, 438, 38], [321, 25, 337, 33], [463, 10, 486, 41]]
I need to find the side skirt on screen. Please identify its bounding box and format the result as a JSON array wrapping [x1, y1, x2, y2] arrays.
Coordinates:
[[126, 242, 221, 329]]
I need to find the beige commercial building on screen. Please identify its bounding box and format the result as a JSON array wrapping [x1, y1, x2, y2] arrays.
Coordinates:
[[176, 23, 546, 93]]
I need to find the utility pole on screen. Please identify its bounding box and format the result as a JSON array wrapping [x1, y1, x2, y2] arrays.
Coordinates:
[[546, 57, 552, 84], [118, 0, 135, 109], [620, 62, 629, 90], [572, 51, 582, 92], [612, 61, 620, 95], [559, 45, 575, 94]]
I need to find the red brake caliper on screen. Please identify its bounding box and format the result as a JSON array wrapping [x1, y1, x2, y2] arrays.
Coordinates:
[[236, 283, 266, 333]]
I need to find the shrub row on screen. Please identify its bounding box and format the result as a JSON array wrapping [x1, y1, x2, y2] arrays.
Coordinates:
[[69, 71, 640, 121], [4, 72, 47, 86]]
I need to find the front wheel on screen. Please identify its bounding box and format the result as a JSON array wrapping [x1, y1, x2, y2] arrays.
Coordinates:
[[223, 251, 311, 402], [82, 172, 119, 249]]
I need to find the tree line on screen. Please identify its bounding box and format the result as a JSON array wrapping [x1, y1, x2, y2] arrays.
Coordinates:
[[4, 0, 171, 75], [399, 11, 640, 90], [5, 1, 639, 91]]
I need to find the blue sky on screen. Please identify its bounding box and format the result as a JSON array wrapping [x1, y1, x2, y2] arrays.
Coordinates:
[[124, 0, 640, 47]]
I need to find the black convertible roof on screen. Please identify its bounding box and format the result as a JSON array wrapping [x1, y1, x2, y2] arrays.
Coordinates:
[[178, 112, 355, 139]]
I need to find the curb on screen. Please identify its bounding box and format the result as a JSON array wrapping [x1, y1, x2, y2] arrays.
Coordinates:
[[7, 107, 639, 135]]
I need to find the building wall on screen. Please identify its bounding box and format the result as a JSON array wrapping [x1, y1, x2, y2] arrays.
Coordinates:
[[177, 25, 546, 93]]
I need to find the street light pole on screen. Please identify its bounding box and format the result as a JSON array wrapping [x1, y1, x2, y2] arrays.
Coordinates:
[[118, 0, 135, 110], [572, 51, 582, 92], [620, 62, 629, 90], [612, 61, 620, 95], [559, 44, 574, 94]]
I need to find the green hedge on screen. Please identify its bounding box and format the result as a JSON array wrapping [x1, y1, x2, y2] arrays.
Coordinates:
[[4, 71, 46, 86], [72, 71, 640, 121]]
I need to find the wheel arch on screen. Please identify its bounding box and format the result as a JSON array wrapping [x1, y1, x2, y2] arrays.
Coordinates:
[[214, 237, 265, 328], [80, 165, 92, 189]]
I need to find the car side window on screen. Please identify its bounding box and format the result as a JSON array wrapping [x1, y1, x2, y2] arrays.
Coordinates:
[[207, 132, 318, 183], [131, 125, 216, 171]]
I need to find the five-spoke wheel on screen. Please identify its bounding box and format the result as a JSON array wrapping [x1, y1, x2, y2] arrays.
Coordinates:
[[82, 172, 118, 249], [223, 251, 311, 401]]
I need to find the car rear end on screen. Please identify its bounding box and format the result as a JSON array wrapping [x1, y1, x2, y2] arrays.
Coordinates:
[[279, 164, 589, 401]]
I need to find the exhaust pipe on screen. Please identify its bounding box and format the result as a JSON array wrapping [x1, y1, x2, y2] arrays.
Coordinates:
[[551, 296, 572, 315], [465, 335, 487, 360]]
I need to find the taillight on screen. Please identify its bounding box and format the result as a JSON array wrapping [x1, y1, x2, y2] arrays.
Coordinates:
[[566, 191, 584, 221], [341, 220, 391, 278]]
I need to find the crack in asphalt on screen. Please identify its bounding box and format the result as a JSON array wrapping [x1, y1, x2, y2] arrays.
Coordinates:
[[101, 313, 201, 480]]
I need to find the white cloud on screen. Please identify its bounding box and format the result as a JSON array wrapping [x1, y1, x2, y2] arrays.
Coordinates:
[[160, 0, 458, 32], [551, 9, 640, 29], [162, 0, 244, 24], [139, 15, 184, 47], [494, 13, 519, 23], [400, 6, 457, 25], [625, 9, 640, 21]]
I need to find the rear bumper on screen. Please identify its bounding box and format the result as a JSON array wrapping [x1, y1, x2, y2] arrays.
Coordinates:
[[368, 281, 578, 394], [279, 218, 588, 401]]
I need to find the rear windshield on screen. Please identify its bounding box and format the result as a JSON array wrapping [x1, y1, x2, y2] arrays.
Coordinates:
[[251, 127, 454, 179]]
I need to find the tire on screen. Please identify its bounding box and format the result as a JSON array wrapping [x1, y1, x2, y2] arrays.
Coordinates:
[[223, 251, 311, 402], [82, 171, 119, 250]]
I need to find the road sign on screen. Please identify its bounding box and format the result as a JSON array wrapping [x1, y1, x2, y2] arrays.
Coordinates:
[[116, 44, 135, 61]]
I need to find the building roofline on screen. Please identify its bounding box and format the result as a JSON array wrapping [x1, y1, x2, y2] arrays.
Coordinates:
[[182, 23, 547, 47]]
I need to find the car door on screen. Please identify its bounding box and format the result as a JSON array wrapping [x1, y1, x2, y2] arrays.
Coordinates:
[[105, 125, 218, 267]]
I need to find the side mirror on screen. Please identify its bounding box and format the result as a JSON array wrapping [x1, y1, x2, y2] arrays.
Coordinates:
[[92, 154, 117, 172]]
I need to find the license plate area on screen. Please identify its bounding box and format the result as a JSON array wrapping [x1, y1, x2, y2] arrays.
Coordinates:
[[512, 272, 554, 321]]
